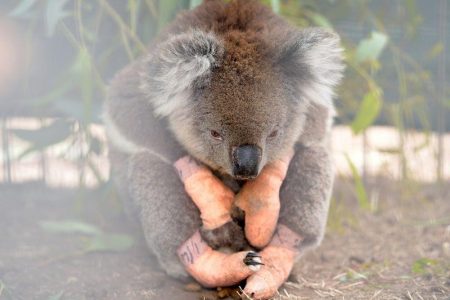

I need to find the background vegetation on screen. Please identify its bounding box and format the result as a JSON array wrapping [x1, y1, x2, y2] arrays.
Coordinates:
[[0, 0, 448, 191]]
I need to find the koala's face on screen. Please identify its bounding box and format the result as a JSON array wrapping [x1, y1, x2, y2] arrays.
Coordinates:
[[191, 61, 303, 179], [144, 29, 343, 178]]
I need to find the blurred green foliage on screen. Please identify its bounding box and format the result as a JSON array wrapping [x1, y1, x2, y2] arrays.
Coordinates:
[[5, 0, 448, 191]]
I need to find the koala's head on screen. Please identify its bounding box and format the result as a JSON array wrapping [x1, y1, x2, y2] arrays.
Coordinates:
[[142, 28, 343, 179]]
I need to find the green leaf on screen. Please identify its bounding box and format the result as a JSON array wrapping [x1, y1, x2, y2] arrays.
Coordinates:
[[128, 0, 139, 32], [70, 48, 97, 123], [40, 220, 102, 235], [158, 0, 189, 32], [190, 0, 203, 9], [46, 0, 71, 36], [309, 12, 332, 28], [412, 258, 437, 274], [427, 42, 444, 60], [345, 154, 370, 210], [89, 136, 103, 155], [377, 147, 401, 154], [33, 80, 74, 107], [11, 119, 72, 159], [0, 279, 4, 297], [12, 119, 71, 146], [356, 31, 388, 63], [270, 0, 280, 14], [85, 234, 134, 253], [9, 0, 38, 17], [351, 91, 383, 134]]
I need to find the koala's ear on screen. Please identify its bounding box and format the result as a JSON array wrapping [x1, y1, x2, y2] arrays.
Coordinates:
[[141, 30, 224, 117], [276, 28, 345, 110]]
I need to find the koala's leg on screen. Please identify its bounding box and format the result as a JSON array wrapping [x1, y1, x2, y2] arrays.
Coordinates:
[[127, 151, 202, 280], [243, 145, 333, 299]]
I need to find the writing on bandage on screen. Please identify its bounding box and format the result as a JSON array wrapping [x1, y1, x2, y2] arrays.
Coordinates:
[[177, 230, 209, 266]]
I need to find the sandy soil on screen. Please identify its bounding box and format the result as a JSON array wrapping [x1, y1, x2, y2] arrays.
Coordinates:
[[0, 178, 449, 300]]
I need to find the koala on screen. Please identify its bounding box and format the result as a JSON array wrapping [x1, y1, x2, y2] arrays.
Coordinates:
[[103, 0, 344, 282]]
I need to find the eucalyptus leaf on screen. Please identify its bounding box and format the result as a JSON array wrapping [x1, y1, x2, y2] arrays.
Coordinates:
[[51, 97, 102, 123], [9, 0, 38, 17], [158, 0, 189, 31], [190, 0, 203, 9], [356, 31, 388, 63], [85, 234, 134, 253], [70, 48, 99, 123], [427, 42, 444, 60], [46, 0, 71, 36], [33, 80, 74, 107], [17, 145, 41, 161], [345, 154, 369, 210], [351, 91, 383, 135], [12, 119, 72, 149], [40, 220, 103, 235], [309, 12, 332, 28], [270, 0, 280, 14], [128, 0, 139, 32], [89, 136, 103, 155], [0, 279, 4, 297]]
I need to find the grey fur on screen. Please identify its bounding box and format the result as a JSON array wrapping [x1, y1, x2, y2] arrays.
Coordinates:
[[275, 28, 344, 116], [141, 30, 224, 117], [104, 0, 344, 281]]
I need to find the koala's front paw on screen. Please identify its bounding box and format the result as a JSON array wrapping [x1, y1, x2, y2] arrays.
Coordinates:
[[199, 221, 248, 251]]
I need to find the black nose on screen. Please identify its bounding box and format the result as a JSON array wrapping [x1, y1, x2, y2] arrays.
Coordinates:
[[232, 144, 262, 179]]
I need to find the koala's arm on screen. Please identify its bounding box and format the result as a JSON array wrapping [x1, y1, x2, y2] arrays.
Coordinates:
[[174, 156, 247, 251], [105, 59, 248, 279], [104, 61, 198, 279], [127, 152, 261, 285], [279, 103, 334, 253], [240, 104, 334, 299]]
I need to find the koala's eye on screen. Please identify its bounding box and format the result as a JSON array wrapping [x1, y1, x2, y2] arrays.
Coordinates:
[[210, 130, 223, 141], [268, 130, 279, 138]]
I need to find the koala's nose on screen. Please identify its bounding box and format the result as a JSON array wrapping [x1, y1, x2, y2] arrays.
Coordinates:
[[231, 144, 262, 179]]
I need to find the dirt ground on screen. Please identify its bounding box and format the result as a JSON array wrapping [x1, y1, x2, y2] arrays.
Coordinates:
[[0, 178, 449, 300]]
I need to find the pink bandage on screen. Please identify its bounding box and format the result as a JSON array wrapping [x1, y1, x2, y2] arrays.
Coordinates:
[[178, 230, 260, 288], [174, 156, 204, 183], [244, 224, 302, 299], [174, 156, 234, 230], [235, 151, 294, 248]]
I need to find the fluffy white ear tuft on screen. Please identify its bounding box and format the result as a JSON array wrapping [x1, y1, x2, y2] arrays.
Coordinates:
[[141, 30, 224, 117], [277, 28, 345, 110]]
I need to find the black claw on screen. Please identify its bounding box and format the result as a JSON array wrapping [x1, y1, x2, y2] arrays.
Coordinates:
[[245, 260, 265, 266], [245, 251, 261, 258], [243, 252, 264, 266]]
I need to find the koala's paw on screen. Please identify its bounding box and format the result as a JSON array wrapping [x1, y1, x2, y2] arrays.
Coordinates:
[[243, 251, 264, 271], [200, 221, 247, 251]]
